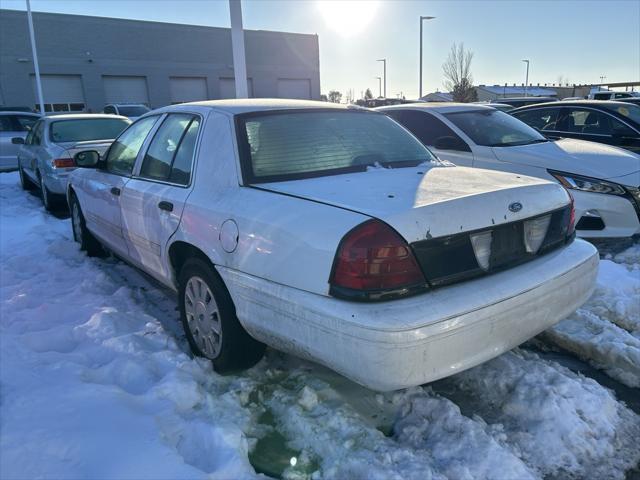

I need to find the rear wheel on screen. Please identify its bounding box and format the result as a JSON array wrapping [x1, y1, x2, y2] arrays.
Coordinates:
[[70, 193, 104, 257], [38, 172, 56, 212], [19, 166, 35, 191], [178, 258, 265, 372]]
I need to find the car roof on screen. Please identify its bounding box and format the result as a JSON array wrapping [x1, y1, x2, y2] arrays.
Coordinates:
[[166, 98, 362, 115], [511, 100, 636, 111], [0, 111, 41, 116], [376, 102, 495, 114], [43, 113, 130, 122]]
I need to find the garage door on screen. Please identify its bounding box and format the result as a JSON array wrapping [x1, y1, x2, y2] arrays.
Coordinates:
[[103, 76, 149, 105], [277, 79, 311, 100], [169, 77, 208, 104], [30, 74, 85, 112], [219, 77, 254, 99]]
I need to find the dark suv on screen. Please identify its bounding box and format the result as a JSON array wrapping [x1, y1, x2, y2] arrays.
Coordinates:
[[511, 101, 640, 154]]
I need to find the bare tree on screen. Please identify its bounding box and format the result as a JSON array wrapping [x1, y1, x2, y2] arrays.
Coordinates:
[[556, 75, 570, 87], [364, 88, 373, 100], [442, 43, 477, 102], [328, 90, 342, 103]]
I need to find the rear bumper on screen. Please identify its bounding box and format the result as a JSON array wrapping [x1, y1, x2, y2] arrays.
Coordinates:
[[219, 239, 599, 391]]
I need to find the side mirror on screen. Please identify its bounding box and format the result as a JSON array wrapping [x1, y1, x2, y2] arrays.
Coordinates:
[[11, 137, 25, 145], [434, 135, 465, 151], [74, 150, 100, 168]]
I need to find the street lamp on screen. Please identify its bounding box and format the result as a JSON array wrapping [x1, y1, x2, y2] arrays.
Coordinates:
[[377, 59, 386, 98], [419, 15, 435, 99], [599, 75, 606, 91], [522, 59, 530, 97], [375, 76, 382, 98]]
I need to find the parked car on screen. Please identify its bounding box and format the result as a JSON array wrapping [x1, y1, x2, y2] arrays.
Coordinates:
[[379, 103, 640, 238], [16, 114, 130, 210], [0, 111, 40, 171], [588, 91, 636, 100], [487, 103, 515, 113], [103, 103, 151, 120], [67, 99, 598, 391], [0, 106, 36, 113], [615, 97, 640, 107], [492, 97, 557, 108], [511, 100, 640, 154]]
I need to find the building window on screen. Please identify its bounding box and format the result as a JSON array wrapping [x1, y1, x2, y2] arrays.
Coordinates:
[[34, 103, 85, 113]]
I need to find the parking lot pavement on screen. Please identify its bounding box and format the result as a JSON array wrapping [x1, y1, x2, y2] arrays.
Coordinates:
[[1, 171, 639, 480]]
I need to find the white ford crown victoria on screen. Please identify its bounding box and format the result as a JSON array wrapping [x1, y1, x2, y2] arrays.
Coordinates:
[[67, 100, 598, 391]]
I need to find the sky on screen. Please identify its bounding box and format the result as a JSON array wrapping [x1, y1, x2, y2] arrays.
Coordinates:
[[2, 0, 639, 99]]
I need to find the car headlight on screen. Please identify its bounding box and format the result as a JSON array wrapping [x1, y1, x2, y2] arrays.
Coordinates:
[[547, 170, 627, 196]]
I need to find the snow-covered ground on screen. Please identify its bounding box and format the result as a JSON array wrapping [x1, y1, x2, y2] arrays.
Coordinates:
[[1, 171, 638, 480]]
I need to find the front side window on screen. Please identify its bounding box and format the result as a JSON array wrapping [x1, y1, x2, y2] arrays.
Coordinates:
[[105, 116, 159, 176], [237, 110, 436, 183], [0, 116, 12, 132], [564, 109, 612, 135], [386, 110, 471, 152], [104, 105, 116, 114], [513, 108, 560, 132], [444, 109, 547, 147], [139, 113, 199, 185], [14, 115, 39, 131], [30, 121, 44, 145], [50, 118, 130, 143]]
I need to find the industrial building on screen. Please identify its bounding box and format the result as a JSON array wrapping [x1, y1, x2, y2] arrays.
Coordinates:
[[0, 9, 321, 113]]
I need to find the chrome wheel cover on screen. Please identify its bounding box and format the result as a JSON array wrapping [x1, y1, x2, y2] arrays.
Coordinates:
[[72, 201, 83, 243], [184, 275, 222, 359]]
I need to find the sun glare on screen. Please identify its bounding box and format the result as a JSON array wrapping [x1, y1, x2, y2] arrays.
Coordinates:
[[316, 0, 380, 37]]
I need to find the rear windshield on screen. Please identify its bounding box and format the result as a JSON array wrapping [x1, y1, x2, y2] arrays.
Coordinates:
[[445, 109, 547, 147], [118, 105, 151, 117], [50, 118, 130, 143], [236, 110, 436, 183]]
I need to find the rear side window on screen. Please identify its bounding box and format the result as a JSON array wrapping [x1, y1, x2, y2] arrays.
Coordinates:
[[106, 116, 159, 176], [237, 110, 435, 183], [0, 116, 12, 132], [386, 110, 471, 152], [513, 108, 560, 132], [139, 113, 199, 185]]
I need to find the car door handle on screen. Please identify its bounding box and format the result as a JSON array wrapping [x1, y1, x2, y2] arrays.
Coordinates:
[[110, 187, 121, 196], [158, 201, 173, 212]]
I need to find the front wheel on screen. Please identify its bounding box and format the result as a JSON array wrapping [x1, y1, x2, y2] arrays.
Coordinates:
[[178, 258, 265, 372], [70, 193, 104, 257]]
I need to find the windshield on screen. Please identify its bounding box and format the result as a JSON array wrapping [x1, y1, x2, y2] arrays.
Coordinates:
[[445, 109, 547, 147], [118, 105, 151, 117], [50, 118, 130, 143], [237, 110, 437, 183], [604, 103, 640, 126]]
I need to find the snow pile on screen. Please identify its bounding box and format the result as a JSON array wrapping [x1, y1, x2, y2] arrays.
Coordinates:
[[546, 243, 640, 387], [0, 174, 258, 479]]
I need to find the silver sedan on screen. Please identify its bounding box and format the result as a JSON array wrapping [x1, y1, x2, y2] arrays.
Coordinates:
[[16, 114, 130, 210]]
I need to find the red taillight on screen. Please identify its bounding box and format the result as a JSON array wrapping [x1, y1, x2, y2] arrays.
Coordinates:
[[330, 220, 425, 294], [52, 158, 75, 168]]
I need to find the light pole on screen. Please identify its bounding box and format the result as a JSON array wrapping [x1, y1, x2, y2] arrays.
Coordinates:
[[522, 59, 530, 97], [229, 0, 248, 98], [375, 76, 382, 98], [377, 59, 386, 98], [26, 0, 44, 115], [599, 75, 606, 90], [419, 15, 435, 99]]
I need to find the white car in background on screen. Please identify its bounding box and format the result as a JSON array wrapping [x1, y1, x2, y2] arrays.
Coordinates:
[[380, 103, 640, 238], [103, 103, 151, 121], [0, 111, 40, 171], [67, 100, 598, 391]]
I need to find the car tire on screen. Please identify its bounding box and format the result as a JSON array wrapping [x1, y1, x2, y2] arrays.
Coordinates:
[[178, 258, 265, 372], [19, 166, 35, 191], [70, 193, 105, 257], [38, 172, 56, 212]]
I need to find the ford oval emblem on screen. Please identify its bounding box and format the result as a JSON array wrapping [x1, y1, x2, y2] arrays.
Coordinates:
[[509, 202, 523, 213]]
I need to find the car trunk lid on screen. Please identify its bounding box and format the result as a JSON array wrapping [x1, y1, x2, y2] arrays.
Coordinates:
[[257, 164, 571, 243]]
